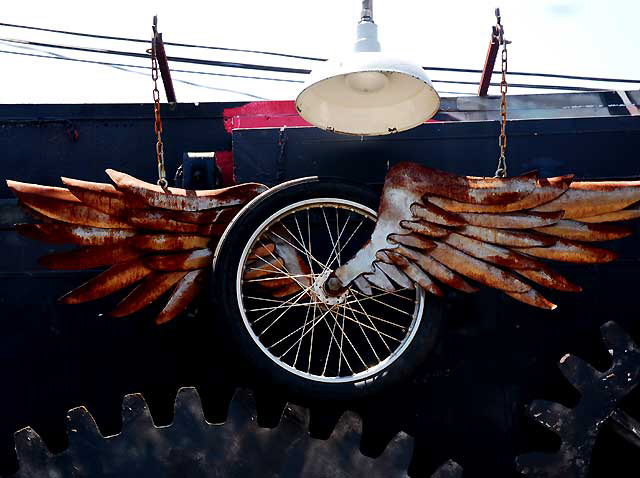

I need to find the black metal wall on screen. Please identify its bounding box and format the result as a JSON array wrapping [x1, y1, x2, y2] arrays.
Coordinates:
[[1, 103, 639, 477]]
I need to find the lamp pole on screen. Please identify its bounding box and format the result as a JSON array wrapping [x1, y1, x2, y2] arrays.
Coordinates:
[[361, 0, 373, 22]]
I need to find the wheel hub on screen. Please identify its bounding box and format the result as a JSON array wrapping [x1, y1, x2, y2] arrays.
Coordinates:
[[312, 269, 347, 306]]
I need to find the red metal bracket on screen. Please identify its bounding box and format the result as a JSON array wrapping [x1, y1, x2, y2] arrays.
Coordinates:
[[152, 16, 177, 103], [478, 25, 500, 96]]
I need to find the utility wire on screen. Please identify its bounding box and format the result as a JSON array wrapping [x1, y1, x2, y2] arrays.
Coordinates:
[[0, 21, 324, 61], [1, 22, 640, 85], [0, 49, 304, 83], [0, 47, 601, 92], [0, 38, 612, 92]]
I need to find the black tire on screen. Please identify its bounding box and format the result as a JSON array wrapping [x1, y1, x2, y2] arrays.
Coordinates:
[[214, 178, 443, 400]]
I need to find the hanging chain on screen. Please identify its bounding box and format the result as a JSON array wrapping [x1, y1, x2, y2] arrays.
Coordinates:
[[495, 9, 510, 178], [150, 27, 168, 189]]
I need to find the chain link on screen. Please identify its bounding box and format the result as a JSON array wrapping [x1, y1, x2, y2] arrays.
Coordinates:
[[150, 37, 168, 189], [494, 10, 509, 178]]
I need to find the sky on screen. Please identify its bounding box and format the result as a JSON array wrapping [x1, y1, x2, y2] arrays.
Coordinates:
[[0, 0, 638, 104]]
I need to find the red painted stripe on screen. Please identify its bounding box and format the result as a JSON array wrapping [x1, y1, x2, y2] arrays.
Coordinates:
[[223, 100, 311, 133]]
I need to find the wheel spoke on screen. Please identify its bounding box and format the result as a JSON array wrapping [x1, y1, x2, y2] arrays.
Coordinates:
[[351, 289, 416, 317], [258, 287, 312, 336], [342, 300, 381, 363], [251, 286, 311, 325], [365, 283, 416, 302], [292, 296, 313, 367], [326, 306, 368, 368], [268, 230, 328, 271], [348, 291, 392, 352]]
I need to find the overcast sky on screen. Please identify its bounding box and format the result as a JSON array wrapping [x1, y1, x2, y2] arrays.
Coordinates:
[[0, 0, 638, 104]]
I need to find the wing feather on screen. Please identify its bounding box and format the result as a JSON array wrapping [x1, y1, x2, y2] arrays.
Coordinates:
[[59, 259, 152, 304], [144, 249, 213, 271], [129, 234, 211, 251], [457, 210, 564, 229], [364, 264, 396, 292], [156, 270, 206, 324], [457, 225, 555, 248], [443, 232, 542, 269], [61, 177, 136, 216], [392, 245, 478, 293], [378, 250, 443, 296], [16, 194, 131, 229], [429, 242, 531, 293], [429, 175, 573, 213], [106, 169, 267, 211], [576, 204, 640, 223], [517, 239, 618, 263], [110, 271, 188, 318], [7, 180, 80, 203], [533, 180, 640, 218], [535, 220, 632, 242], [374, 258, 415, 290]]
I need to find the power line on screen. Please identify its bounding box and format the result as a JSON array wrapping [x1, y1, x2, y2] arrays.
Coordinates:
[[0, 47, 602, 93], [0, 21, 324, 61], [0, 49, 305, 83], [0, 38, 612, 92], [0, 37, 311, 74], [1, 22, 640, 84]]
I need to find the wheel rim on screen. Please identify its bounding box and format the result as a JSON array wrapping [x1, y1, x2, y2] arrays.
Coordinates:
[[237, 197, 425, 384]]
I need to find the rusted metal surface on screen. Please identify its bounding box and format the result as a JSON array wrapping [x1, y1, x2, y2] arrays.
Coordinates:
[[534, 219, 632, 242], [7, 170, 268, 324], [110, 271, 187, 318], [106, 169, 267, 211], [477, 25, 500, 96], [156, 269, 205, 324], [517, 321, 640, 477], [59, 260, 153, 304], [335, 162, 640, 310]]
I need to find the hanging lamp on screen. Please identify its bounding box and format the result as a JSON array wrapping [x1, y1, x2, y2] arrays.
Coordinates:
[[295, 0, 440, 136]]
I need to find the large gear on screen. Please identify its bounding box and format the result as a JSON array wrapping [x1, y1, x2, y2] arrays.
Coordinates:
[[517, 321, 640, 477], [8, 387, 462, 478]]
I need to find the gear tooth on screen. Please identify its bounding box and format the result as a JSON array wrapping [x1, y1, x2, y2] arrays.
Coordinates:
[[333, 410, 363, 439], [601, 321, 640, 359], [173, 387, 206, 425], [14, 427, 50, 467], [374, 430, 414, 473], [430, 459, 464, 478], [227, 389, 258, 426], [558, 353, 601, 393], [528, 400, 573, 434], [121, 393, 155, 429], [281, 403, 311, 430], [67, 406, 103, 440]]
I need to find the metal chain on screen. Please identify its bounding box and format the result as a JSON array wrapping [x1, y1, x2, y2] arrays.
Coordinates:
[[495, 9, 509, 178], [150, 35, 168, 189]]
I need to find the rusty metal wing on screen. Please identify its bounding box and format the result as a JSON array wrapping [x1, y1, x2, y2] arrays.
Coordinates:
[[333, 162, 640, 310], [7, 171, 268, 324]]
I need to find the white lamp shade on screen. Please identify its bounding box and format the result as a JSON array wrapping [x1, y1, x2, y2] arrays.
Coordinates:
[[296, 52, 440, 136]]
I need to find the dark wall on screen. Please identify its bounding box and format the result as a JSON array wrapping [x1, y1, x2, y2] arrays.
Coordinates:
[[0, 104, 639, 477]]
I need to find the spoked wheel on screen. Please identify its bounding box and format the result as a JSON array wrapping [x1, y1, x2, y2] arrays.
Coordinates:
[[215, 179, 442, 399]]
